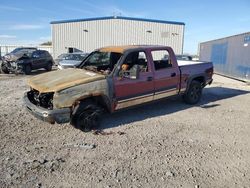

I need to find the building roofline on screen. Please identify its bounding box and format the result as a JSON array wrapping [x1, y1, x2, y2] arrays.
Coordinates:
[[50, 16, 185, 26], [200, 31, 250, 44]]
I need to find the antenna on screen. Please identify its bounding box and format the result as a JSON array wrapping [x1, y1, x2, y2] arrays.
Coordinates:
[[113, 11, 122, 18]]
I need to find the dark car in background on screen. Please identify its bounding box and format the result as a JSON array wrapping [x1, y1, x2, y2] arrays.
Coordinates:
[[3, 47, 37, 62], [176, 54, 193, 61], [55, 52, 88, 69], [1, 49, 54, 75]]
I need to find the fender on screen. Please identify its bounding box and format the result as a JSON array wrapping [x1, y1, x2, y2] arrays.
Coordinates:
[[72, 94, 112, 113], [185, 73, 206, 94]]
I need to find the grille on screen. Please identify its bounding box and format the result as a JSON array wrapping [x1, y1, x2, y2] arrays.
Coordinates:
[[27, 89, 54, 109]]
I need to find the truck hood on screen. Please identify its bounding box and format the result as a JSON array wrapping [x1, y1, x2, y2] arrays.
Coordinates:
[[27, 69, 105, 93]]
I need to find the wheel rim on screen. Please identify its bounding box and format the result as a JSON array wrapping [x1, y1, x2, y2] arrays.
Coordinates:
[[190, 85, 201, 102], [78, 107, 99, 131]]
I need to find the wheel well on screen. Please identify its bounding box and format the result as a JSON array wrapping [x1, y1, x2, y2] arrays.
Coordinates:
[[25, 63, 32, 69], [76, 95, 111, 113], [192, 76, 205, 87]]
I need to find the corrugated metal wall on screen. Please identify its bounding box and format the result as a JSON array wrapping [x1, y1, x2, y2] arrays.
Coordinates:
[[52, 18, 184, 58], [199, 32, 250, 81]]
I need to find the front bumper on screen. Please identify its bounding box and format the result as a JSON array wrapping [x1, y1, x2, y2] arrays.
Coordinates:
[[23, 92, 71, 124]]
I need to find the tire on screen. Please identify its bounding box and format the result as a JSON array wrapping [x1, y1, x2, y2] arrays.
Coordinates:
[[183, 81, 202, 104], [45, 62, 52, 71], [1, 63, 9, 74], [71, 100, 103, 132], [24, 65, 31, 75]]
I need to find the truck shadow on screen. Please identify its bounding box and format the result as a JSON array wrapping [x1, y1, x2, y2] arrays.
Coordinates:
[[30, 69, 56, 75], [99, 87, 249, 130], [28, 67, 57, 75]]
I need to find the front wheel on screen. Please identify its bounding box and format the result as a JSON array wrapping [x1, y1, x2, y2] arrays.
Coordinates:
[[24, 65, 31, 75], [45, 62, 52, 71], [1, 62, 10, 74], [71, 100, 103, 132], [183, 81, 202, 104]]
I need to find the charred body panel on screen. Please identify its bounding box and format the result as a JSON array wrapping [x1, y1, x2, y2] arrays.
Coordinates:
[[54, 79, 111, 109], [27, 69, 105, 93], [27, 89, 54, 109], [25, 73, 113, 124], [24, 92, 70, 124]]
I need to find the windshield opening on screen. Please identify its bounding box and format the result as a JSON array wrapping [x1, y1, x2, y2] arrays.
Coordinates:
[[11, 48, 22, 53], [57, 54, 67, 59], [10, 48, 36, 54], [80, 51, 122, 75]]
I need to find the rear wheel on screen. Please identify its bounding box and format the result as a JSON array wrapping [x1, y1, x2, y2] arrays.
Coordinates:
[[24, 65, 31, 75], [183, 81, 202, 104], [71, 100, 103, 132]]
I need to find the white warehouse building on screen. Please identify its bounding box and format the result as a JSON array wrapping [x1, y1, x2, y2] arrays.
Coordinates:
[[50, 16, 185, 58]]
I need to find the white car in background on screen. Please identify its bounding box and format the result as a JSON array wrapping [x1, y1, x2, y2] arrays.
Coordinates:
[[56, 52, 88, 69]]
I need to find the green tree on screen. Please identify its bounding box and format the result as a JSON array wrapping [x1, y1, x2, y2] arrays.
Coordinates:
[[40, 41, 52, 46]]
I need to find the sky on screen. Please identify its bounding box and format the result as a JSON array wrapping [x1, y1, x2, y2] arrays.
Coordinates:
[[0, 0, 250, 54]]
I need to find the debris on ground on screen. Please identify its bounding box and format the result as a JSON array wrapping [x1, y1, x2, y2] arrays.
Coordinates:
[[92, 130, 126, 136], [165, 170, 175, 177], [200, 104, 220, 108], [23, 157, 65, 173], [66, 143, 96, 149]]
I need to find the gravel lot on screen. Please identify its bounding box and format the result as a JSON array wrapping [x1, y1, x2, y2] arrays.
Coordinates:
[[0, 72, 250, 188]]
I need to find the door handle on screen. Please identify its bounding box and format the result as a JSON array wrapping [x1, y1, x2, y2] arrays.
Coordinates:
[[171, 73, 176, 77], [147, 76, 153, 81]]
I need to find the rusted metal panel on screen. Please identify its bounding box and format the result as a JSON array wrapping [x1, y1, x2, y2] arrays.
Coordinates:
[[53, 79, 109, 108], [27, 69, 105, 92], [199, 32, 250, 81], [99, 45, 139, 53]]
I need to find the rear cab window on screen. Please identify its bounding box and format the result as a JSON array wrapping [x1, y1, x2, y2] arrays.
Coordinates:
[[151, 50, 172, 71]]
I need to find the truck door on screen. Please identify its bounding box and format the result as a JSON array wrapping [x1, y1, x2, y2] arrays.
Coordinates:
[[150, 49, 180, 100], [113, 50, 154, 110]]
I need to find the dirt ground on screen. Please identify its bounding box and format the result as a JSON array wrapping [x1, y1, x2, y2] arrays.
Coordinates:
[[0, 72, 249, 188]]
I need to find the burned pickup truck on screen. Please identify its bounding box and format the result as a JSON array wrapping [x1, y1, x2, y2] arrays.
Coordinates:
[[24, 45, 213, 132]]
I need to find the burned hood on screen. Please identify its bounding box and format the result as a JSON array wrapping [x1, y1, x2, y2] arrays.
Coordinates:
[[27, 69, 105, 93]]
